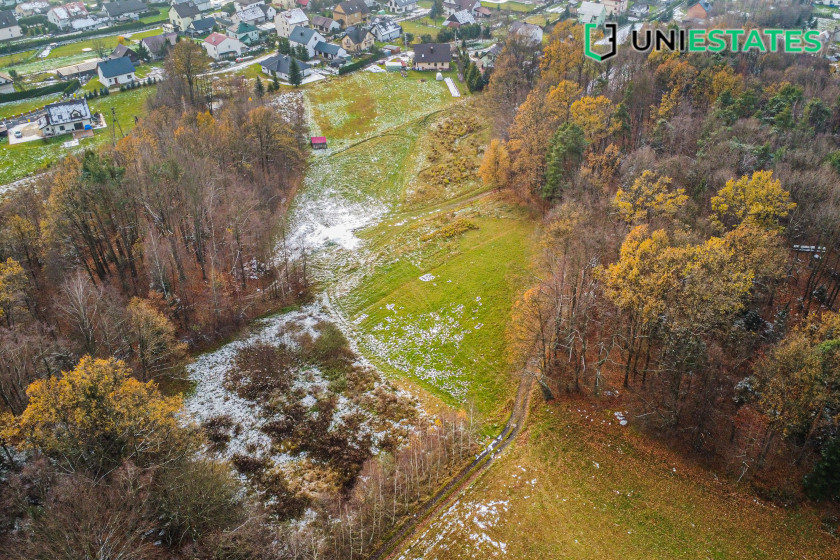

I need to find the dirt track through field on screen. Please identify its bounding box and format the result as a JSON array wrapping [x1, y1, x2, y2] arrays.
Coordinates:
[[368, 371, 534, 560]]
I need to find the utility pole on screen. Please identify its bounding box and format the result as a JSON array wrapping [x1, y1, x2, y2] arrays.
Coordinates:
[[110, 106, 124, 145]]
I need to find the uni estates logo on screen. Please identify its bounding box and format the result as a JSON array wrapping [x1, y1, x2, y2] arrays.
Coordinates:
[[584, 23, 823, 62]]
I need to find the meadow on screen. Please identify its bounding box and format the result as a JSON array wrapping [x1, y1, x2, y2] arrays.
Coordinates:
[[399, 403, 840, 559]]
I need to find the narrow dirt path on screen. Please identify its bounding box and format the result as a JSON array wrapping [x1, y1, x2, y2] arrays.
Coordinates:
[[368, 371, 534, 560]]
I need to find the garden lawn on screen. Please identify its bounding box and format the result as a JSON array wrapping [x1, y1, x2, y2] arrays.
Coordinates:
[[0, 49, 36, 69], [140, 7, 168, 23], [47, 36, 122, 59], [0, 86, 154, 185], [126, 27, 165, 41], [401, 20, 440, 41], [399, 403, 840, 559]]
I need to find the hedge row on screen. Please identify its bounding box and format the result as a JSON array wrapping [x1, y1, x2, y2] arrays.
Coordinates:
[[0, 79, 79, 103], [338, 50, 383, 76]]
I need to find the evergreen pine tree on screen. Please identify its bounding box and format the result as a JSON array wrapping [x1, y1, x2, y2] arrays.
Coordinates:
[[543, 123, 587, 201], [289, 58, 302, 87]]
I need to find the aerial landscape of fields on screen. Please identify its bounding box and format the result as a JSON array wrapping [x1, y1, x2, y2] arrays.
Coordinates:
[[1, 0, 839, 558]]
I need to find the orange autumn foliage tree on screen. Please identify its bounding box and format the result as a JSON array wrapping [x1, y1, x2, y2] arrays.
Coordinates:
[[478, 138, 511, 190], [4, 357, 191, 478]]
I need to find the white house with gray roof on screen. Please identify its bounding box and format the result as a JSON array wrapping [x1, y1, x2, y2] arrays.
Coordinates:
[[386, 0, 416, 14], [288, 25, 326, 58], [38, 99, 94, 137], [369, 16, 401, 42], [0, 10, 20, 40], [260, 53, 311, 81]]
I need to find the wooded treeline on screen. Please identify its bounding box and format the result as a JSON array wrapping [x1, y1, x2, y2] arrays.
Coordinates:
[[0, 41, 309, 415], [0, 41, 323, 557], [486, 20, 840, 504]]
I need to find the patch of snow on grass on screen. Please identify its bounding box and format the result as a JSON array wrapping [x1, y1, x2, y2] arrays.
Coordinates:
[[184, 305, 328, 462], [399, 498, 510, 559]]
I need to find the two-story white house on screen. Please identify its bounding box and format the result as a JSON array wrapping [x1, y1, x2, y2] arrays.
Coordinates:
[[386, 0, 416, 14], [274, 7, 308, 37], [202, 31, 243, 59], [169, 1, 201, 32], [47, 2, 88, 30], [0, 10, 21, 41], [39, 99, 94, 137], [288, 25, 326, 58]]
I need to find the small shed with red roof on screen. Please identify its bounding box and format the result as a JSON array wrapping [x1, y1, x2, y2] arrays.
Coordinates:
[[311, 136, 327, 149]]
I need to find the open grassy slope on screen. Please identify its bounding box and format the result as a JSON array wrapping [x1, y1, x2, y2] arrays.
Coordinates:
[[299, 74, 532, 421], [294, 71, 839, 559], [399, 401, 840, 559]]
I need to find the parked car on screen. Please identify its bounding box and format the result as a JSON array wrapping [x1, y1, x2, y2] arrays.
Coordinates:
[[14, 130, 23, 139]]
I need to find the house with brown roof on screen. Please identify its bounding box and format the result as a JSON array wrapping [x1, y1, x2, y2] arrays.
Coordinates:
[[310, 14, 339, 33], [686, 0, 710, 19], [413, 42, 451, 71], [341, 25, 374, 53], [140, 32, 178, 61], [332, 0, 368, 29]]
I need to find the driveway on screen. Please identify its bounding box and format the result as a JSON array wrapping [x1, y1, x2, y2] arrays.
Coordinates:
[[7, 122, 43, 145]]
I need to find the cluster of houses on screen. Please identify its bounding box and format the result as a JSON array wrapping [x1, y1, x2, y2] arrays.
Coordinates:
[[0, 0, 158, 42], [574, 0, 709, 26]]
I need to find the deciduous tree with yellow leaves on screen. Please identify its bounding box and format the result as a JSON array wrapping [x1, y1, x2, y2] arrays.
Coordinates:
[[4, 356, 190, 478], [613, 170, 688, 224], [478, 138, 511, 190], [711, 170, 796, 232]]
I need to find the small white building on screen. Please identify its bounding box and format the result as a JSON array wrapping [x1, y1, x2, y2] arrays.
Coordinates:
[[202, 31, 243, 59], [97, 57, 135, 86], [0, 71, 14, 94], [274, 7, 308, 37], [38, 99, 94, 137]]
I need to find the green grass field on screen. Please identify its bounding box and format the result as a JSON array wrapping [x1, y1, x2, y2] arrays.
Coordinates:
[[305, 71, 457, 149], [0, 49, 37, 69], [401, 403, 840, 559], [139, 7, 168, 23], [401, 20, 441, 41], [481, 0, 535, 12], [524, 12, 561, 25], [346, 202, 534, 417], [300, 73, 527, 420]]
